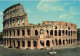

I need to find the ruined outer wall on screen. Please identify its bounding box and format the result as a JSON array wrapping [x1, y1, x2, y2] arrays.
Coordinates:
[[3, 3, 77, 50]]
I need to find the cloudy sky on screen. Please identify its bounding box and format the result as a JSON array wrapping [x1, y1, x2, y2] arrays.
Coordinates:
[[0, 0, 80, 32]]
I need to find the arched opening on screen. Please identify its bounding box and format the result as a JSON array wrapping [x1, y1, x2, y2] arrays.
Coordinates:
[[66, 39, 68, 45], [59, 39, 61, 45], [17, 30, 20, 36], [46, 40, 50, 46], [10, 40, 11, 47], [55, 26, 57, 29], [22, 19, 25, 23], [69, 39, 70, 44], [40, 41, 44, 46], [66, 30, 67, 35], [28, 41, 31, 47], [33, 41, 37, 47], [71, 39, 72, 44], [18, 20, 20, 24], [71, 31, 72, 36], [69, 31, 70, 36], [40, 29, 44, 34], [27, 29, 30, 35], [62, 30, 64, 35], [10, 30, 11, 36], [14, 30, 15, 36], [55, 30, 57, 36], [17, 41, 20, 48], [35, 30, 38, 35], [22, 30, 25, 36], [55, 39, 57, 45], [50, 30, 53, 35], [22, 41, 25, 47], [46, 30, 49, 35], [13, 41, 15, 48], [63, 40, 65, 45], [59, 30, 61, 36]]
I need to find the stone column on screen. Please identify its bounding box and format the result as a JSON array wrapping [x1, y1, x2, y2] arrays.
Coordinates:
[[24, 16, 29, 26], [11, 40, 13, 47], [20, 40, 22, 48], [37, 40, 41, 49], [15, 40, 18, 48], [20, 29, 22, 38], [25, 39, 27, 48], [15, 29, 17, 38], [61, 39, 63, 45], [50, 40, 53, 47], [31, 40, 33, 49], [25, 28, 27, 37]]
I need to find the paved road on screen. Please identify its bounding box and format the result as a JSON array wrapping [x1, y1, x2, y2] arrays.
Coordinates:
[[0, 45, 80, 56]]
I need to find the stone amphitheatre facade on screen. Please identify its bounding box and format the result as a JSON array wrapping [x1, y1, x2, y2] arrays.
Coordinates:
[[3, 3, 77, 49]]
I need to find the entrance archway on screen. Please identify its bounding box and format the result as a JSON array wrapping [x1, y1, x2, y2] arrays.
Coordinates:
[[46, 40, 50, 46]]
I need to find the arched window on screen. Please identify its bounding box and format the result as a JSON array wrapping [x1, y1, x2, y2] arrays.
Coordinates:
[[22, 19, 25, 23], [59, 30, 61, 36], [33, 41, 37, 47], [50, 30, 53, 35], [46, 30, 49, 35], [27, 29, 30, 35], [40, 29, 44, 34], [46, 40, 50, 46], [28, 41, 31, 47], [59, 39, 61, 45], [22, 30, 25, 36], [71, 31, 72, 36], [55, 30, 57, 36], [63, 40, 65, 45], [66, 30, 67, 35], [62, 30, 64, 35], [40, 41, 44, 46], [17, 30, 20, 36], [35, 30, 38, 35], [69, 31, 70, 36], [18, 20, 20, 24], [55, 39, 57, 45], [55, 26, 57, 29], [22, 41, 25, 47]]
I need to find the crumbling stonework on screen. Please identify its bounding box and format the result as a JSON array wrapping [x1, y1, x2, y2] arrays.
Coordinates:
[[3, 3, 77, 49]]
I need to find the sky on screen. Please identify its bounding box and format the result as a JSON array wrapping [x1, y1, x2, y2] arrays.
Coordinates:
[[0, 0, 80, 32]]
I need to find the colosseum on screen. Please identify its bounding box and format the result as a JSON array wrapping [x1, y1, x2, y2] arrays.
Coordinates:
[[3, 3, 77, 50]]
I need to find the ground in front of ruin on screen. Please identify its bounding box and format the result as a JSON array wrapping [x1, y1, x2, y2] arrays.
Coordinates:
[[0, 43, 80, 56]]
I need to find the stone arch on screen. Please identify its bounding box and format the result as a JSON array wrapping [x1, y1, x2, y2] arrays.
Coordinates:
[[69, 39, 70, 44], [66, 30, 67, 35], [59, 30, 61, 36], [22, 41, 25, 47], [27, 29, 30, 35], [69, 31, 70, 36], [40, 40, 44, 46], [33, 41, 37, 47], [50, 30, 53, 35], [62, 30, 64, 35], [46, 30, 49, 35], [22, 29, 25, 36], [27, 41, 31, 47], [35, 30, 38, 35], [59, 39, 61, 45], [55, 30, 57, 36], [71, 39, 72, 44], [66, 39, 68, 45], [63, 40, 65, 45], [17, 41, 20, 48], [17, 30, 20, 36], [46, 40, 50, 46], [55, 39, 57, 45], [55, 26, 57, 29], [13, 41, 15, 48], [22, 19, 25, 23], [71, 31, 72, 36], [40, 29, 44, 34]]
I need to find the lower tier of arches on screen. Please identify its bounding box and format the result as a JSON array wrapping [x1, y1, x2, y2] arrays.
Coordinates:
[[3, 38, 77, 49]]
